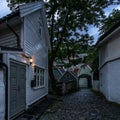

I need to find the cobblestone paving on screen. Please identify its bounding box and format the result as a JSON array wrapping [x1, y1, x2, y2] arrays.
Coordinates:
[[39, 89, 120, 120]]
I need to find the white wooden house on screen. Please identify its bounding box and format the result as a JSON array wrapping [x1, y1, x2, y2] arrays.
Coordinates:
[[0, 1, 50, 120], [97, 21, 120, 104]]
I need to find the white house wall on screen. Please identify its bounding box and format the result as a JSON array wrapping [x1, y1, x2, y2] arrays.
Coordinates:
[[0, 70, 5, 120], [99, 32, 120, 68], [99, 64, 109, 99], [99, 32, 120, 103], [107, 33, 120, 60], [24, 10, 48, 106], [107, 59, 120, 104], [99, 43, 108, 67]]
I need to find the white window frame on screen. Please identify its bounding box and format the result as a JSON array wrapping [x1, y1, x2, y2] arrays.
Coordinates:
[[34, 66, 45, 88]]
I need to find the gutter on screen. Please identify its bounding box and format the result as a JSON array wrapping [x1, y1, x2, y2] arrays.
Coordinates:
[[0, 62, 8, 120], [6, 20, 21, 48]]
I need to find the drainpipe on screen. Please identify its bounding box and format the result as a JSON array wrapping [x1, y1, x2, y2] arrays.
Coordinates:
[[6, 20, 21, 48], [0, 62, 8, 120]]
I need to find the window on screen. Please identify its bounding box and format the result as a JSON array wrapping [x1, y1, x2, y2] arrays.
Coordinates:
[[34, 66, 44, 88]]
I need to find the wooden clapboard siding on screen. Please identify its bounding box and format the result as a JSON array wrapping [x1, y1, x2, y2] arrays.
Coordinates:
[[24, 10, 48, 106], [24, 10, 45, 55], [24, 9, 48, 66], [0, 25, 21, 48]]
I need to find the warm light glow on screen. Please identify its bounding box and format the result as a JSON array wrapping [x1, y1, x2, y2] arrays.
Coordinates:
[[30, 57, 33, 64], [23, 60, 27, 63]]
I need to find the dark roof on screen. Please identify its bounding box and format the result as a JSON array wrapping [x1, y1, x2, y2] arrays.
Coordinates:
[[53, 68, 63, 81], [58, 71, 77, 83], [0, 9, 20, 23], [96, 20, 120, 46], [58, 68, 65, 74]]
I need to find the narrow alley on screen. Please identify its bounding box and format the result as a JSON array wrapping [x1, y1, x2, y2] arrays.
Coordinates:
[[39, 89, 120, 120]]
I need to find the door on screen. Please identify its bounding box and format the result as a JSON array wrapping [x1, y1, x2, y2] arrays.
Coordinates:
[[10, 62, 26, 118]]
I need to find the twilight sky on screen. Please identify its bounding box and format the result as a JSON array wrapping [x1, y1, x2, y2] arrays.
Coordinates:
[[0, 0, 11, 18], [0, 0, 120, 43]]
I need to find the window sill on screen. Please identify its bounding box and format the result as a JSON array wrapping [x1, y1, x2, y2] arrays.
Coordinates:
[[32, 85, 45, 90]]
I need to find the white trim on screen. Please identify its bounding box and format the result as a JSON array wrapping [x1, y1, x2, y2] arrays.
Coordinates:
[[32, 66, 45, 88], [10, 58, 28, 66], [98, 26, 120, 47], [32, 86, 45, 90], [19, 1, 44, 17], [33, 64, 46, 70]]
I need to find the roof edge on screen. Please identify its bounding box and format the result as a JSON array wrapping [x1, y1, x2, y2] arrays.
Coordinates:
[[19, 1, 44, 17], [96, 20, 120, 46]]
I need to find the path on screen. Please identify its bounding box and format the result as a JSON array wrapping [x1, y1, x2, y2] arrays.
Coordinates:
[[39, 89, 120, 120]]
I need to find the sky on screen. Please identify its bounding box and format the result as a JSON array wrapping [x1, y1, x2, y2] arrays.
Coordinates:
[[0, 0, 11, 18], [0, 0, 120, 44]]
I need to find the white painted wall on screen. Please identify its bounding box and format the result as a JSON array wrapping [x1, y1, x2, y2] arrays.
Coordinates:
[[0, 70, 5, 120], [100, 64, 109, 98], [99, 30, 120, 104], [24, 10, 48, 106], [107, 60, 120, 104], [107, 33, 120, 60], [99, 32, 120, 68]]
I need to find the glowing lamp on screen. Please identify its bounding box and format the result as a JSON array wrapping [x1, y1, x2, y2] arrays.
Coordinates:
[[30, 57, 33, 64]]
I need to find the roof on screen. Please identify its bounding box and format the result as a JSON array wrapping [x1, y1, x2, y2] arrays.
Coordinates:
[[0, 1, 44, 22], [0, 10, 20, 23], [19, 1, 44, 17], [53, 68, 63, 81], [0, 1, 51, 50], [58, 70, 78, 83], [96, 20, 120, 46]]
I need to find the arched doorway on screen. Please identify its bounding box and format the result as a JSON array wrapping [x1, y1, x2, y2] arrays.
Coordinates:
[[78, 74, 92, 88]]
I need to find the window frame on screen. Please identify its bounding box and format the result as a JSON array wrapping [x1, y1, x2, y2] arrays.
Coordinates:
[[33, 66, 45, 89]]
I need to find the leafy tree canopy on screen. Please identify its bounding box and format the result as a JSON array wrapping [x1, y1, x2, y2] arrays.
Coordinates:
[[99, 9, 120, 35], [8, 0, 120, 90]]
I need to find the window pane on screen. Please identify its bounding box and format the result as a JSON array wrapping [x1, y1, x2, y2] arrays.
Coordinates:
[[37, 68, 39, 73], [34, 67, 36, 73], [34, 66, 44, 87], [37, 75, 39, 86], [34, 75, 36, 80]]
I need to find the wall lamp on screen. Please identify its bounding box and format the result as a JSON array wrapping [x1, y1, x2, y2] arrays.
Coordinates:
[[29, 57, 33, 65]]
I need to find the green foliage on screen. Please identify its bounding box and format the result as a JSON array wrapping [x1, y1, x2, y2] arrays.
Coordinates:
[[99, 9, 120, 35], [85, 46, 99, 71], [8, 0, 120, 89], [9, 0, 120, 55]]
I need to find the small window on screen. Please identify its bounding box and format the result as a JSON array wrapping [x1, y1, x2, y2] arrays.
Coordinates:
[[34, 66, 45, 88]]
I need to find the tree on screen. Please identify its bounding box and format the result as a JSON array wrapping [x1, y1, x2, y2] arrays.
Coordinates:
[[8, 0, 120, 90], [99, 9, 120, 35], [85, 46, 99, 70]]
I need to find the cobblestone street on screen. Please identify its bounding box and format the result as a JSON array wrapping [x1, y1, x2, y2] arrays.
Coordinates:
[[39, 89, 120, 120]]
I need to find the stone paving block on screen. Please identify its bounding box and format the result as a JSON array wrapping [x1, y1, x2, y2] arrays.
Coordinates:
[[39, 89, 120, 120]]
